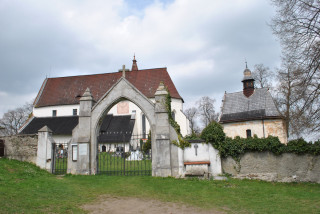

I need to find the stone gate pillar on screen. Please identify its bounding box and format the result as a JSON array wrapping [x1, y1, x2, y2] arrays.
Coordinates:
[[153, 82, 173, 177], [70, 88, 93, 174], [36, 126, 54, 172]]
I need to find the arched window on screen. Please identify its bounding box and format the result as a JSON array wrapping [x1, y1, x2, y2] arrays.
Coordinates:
[[246, 129, 252, 138]]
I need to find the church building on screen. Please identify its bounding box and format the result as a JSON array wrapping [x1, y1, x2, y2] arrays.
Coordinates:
[[19, 57, 190, 150], [219, 66, 287, 144]]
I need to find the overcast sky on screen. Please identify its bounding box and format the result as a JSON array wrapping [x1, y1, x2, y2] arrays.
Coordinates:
[[0, 0, 282, 118]]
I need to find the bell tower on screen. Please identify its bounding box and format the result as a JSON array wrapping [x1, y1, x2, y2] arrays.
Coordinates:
[[241, 62, 255, 97]]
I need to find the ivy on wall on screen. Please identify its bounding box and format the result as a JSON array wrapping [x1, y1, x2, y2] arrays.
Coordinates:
[[165, 91, 191, 149], [200, 121, 320, 160]]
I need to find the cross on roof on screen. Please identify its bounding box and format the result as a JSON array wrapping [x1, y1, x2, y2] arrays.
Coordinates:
[[119, 65, 130, 78]]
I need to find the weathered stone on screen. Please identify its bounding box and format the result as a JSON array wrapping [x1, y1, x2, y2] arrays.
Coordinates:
[[222, 151, 320, 183], [37, 126, 55, 172], [1, 135, 38, 163]]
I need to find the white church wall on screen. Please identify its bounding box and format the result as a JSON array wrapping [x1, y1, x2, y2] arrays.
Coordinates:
[[108, 101, 151, 137], [171, 98, 190, 136], [52, 135, 72, 144], [222, 119, 287, 144], [33, 98, 189, 137], [223, 120, 265, 139], [33, 105, 79, 117]]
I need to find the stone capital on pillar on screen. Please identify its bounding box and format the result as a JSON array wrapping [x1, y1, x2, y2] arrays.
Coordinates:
[[38, 125, 53, 133], [154, 81, 168, 113], [79, 88, 93, 117], [155, 81, 168, 96]]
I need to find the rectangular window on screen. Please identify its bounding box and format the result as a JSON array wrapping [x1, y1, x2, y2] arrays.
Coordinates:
[[73, 109, 77, 116], [52, 110, 57, 117], [246, 129, 252, 138], [72, 145, 78, 161]]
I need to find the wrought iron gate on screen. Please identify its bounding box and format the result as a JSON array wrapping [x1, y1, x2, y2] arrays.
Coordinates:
[[52, 142, 68, 175], [97, 134, 152, 176]]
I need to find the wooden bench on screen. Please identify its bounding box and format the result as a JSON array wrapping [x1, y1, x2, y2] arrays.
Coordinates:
[[184, 161, 210, 166]]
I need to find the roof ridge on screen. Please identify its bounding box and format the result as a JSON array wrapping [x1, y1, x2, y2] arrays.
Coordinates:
[[46, 67, 168, 79], [226, 88, 266, 95]]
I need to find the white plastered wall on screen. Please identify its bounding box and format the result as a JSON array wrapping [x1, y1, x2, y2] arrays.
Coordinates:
[[32, 98, 190, 137], [104, 98, 190, 137], [33, 105, 79, 117], [52, 135, 72, 144], [222, 119, 287, 144]]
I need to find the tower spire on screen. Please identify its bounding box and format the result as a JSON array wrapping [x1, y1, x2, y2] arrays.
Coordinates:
[[132, 54, 138, 71]]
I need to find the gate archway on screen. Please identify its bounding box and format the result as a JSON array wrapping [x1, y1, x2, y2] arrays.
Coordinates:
[[68, 76, 180, 177], [90, 78, 157, 175], [95, 99, 153, 175]]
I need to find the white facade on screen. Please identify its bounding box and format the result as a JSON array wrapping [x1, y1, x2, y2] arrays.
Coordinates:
[[33, 98, 190, 137], [222, 119, 288, 144], [33, 105, 79, 117]]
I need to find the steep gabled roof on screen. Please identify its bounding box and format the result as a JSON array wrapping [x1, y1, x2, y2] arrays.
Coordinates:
[[34, 68, 182, 108], [220, 88, 282, 123]]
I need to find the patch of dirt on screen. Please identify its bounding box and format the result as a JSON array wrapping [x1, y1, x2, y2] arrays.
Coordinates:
[[7, 168, 15, 173], [81, 195, 225, 214]]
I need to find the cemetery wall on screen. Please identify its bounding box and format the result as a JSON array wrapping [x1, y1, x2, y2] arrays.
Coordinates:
[[222, 151, 320, 183], [1, 135, 38, 164]]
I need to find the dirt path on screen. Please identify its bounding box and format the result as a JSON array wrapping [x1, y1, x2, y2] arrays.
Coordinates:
[[81, 195, 225, 214]]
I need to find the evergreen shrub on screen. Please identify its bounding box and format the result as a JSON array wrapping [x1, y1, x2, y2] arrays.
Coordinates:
[[199, 123, 320, 159]]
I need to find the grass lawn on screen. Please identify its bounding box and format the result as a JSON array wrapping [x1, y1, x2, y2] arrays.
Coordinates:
[[0, 158, 319, 213]]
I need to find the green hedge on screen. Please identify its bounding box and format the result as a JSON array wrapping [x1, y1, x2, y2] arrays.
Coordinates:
[[212, 136, 320, 159], [198, 121, 320, 159]]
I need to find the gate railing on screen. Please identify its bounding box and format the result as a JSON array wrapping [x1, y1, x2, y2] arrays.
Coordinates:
[[52, 142, 68, 175], [97, 134, 151, 176]]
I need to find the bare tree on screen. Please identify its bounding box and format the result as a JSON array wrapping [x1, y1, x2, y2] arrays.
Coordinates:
[[270, 0, 320, 133], [197, 96, 219, 127], [0, 102, 33, 136], [184, 107, 198, 134], [252, 63, 273, 88], [275, 60, 305, 138]]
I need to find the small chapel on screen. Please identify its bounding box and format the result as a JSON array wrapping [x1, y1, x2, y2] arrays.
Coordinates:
[[219, 65, 288, 144]]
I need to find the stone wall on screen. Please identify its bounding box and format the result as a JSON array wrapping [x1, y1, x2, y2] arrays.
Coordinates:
[[1, 135, 38, 164], [222, 151, 320, 183]]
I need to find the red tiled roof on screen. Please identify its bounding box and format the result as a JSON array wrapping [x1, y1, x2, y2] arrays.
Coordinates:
[[34, 68, 182, 107]]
